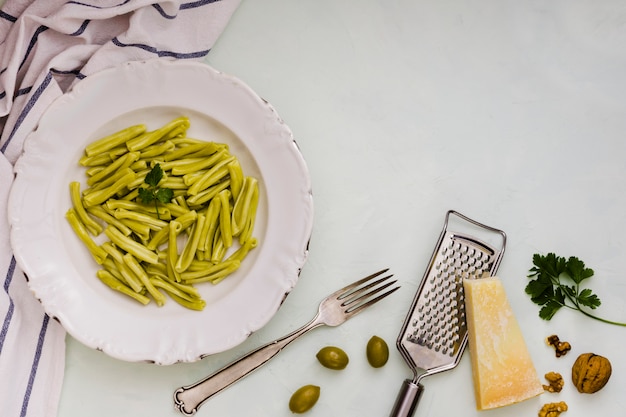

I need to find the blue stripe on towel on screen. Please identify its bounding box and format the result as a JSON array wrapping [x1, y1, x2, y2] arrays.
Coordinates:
[[51, 67, 87, 80], [181, 0, 223, 9], [19, 26, 49, 71], [70, 19, 90, 36], [16, 86, 32, 97], [152, 4, 177, 19], [0, 257, 16, 355], [0, 72, 54, 154], [66, 0, 132, 9], [111, 37, 210, 59], [19, 19, 92, 72], [0, 10, 17, 23], [154, 0, 223, 18], [19, 314, 50, 417]]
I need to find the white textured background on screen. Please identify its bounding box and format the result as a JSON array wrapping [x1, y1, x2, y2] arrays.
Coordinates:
[[57, 1, 626, 416]]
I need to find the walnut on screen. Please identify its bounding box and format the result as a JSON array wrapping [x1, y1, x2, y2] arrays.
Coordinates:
[[571, 353, 612, 393], [546, 335, 571, 357], [543, 371, 564, 393], [538, 401, 568, 417]]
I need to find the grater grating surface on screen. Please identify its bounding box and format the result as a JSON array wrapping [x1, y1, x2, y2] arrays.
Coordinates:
[[389, 210, 506, 417]]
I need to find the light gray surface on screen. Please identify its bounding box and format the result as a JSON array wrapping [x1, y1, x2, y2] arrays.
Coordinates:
[[58, 1, 626, 416]]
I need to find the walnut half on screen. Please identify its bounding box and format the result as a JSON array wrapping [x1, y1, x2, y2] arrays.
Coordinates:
[[543, 372, 564, 393], [546, 335, 571, 358], [538, 401, 568, 417]]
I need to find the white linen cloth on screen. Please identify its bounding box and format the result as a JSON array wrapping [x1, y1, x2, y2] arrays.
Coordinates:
[[0, 1, 240, 416]]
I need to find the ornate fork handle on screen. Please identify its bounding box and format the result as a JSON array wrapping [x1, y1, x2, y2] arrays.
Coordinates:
[[174, 317, 324, 416]]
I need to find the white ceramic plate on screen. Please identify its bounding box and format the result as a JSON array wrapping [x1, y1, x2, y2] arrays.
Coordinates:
[[8, 59, 314, 365]]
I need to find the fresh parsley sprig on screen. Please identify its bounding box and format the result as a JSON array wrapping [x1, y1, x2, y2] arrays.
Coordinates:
[[137, 163, 173, 218], [526, 253, 626, 326]]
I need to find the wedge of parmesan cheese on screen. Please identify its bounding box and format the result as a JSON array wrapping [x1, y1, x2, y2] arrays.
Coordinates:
[[463, 276, 543, 410]]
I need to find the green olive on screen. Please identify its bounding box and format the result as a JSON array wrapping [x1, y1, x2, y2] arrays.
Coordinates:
[[288, 384, 320, 414], [315, 346, 349, 370], [366, 335, 389, 368]]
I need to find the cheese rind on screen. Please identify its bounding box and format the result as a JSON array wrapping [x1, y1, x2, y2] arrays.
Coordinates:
[[463, 277, 544, 410]]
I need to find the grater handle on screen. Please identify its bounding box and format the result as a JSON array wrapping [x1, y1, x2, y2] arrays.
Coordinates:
[[388, 379, 424, 417]]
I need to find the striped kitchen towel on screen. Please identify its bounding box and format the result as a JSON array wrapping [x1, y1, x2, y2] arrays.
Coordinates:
[[0, 1, 240, 416]]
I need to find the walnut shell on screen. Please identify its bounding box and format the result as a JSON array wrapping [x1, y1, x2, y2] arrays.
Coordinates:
[[571, 353, 612, 393]]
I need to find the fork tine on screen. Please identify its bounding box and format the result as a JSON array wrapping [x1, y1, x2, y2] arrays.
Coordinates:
[[332, 268, 389, 299], [341, 274, 397, 310], [335, 268, 399, 315], [338, 274, 395, 303], [345, 283, 400, 316]]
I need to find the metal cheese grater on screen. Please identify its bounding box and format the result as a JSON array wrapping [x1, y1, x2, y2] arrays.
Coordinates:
[[389, 210, 506, 417]]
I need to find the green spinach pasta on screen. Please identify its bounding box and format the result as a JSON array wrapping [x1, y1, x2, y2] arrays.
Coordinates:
[[66, 116, 259, 311]]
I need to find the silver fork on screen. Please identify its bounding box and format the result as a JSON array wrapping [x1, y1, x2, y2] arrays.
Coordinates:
[[173, 268, 399, 415]]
